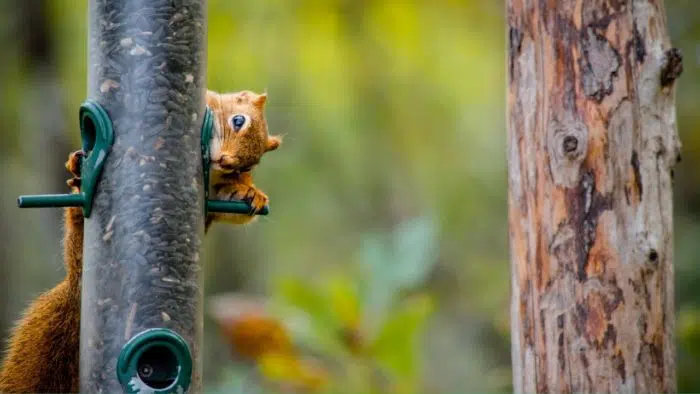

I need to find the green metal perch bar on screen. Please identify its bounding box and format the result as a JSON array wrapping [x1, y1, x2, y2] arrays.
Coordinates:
[[17, 194, 84, 208], [17, 104, 270, 216]]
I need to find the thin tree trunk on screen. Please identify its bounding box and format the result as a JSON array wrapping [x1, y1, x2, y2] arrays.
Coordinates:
[[507, 0, 682, 393]]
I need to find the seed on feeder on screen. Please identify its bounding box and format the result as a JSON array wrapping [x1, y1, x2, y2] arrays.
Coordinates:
[[119, 37, 133, 48], [100, 79, 120, 93], [129, 45, 151, 56], [169, 13, 185, 25], [154, 137, 165, 150], [149, 92, 168, 104], [103, 231, 114, 241], [165, 100, 181, 112], [155, 74, 170, 86], [97, 298, 112, 307], [105, 215, 116, 232]]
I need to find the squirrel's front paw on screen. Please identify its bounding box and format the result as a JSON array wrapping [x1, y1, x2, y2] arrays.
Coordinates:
[[65, 150, 85, 191], [228, 182, 269, 215], [207, 183, 269, 228], [65, 150, 85, 177], [239, 185, 270, 215]]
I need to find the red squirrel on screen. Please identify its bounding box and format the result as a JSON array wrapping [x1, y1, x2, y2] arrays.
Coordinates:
[[0, 90, 281, 393], [205, 89, 281, 229]]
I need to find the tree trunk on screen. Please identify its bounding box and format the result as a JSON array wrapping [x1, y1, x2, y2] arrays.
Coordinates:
[[507, 0, 682, 393]]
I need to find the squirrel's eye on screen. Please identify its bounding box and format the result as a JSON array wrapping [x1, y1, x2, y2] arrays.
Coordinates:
[[231, 115, 246, 131]]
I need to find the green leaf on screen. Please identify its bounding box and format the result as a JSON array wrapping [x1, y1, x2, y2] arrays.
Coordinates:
[[359, 232, 397, 332], [276, 277, 334, 329], [679, 307, 700, 357], [391, 215, 439, 290], [326, 274, 361, 328], [359, 231, 391, 280], [206, 365, 260, 394], [274, 277, 347, 357], [369, 293, 434, 378]]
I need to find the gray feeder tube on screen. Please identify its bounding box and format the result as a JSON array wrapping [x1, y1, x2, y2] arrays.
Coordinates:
[[80, 0, 206, 392]]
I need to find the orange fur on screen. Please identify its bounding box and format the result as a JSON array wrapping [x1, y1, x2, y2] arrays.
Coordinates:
[[205, 90, 281, 229], [0, 152, 84, 393]]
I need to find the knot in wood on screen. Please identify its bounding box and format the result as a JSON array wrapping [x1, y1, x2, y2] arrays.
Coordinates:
[[648, 249, 659, 264], [563, 135, 579, 155], [660, 48, 683, 88], [552, 127, 587, 162], [548, 116, 588, 188]]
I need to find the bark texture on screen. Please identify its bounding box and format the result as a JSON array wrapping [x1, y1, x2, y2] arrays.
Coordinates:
[[507, 0, 682, 393]]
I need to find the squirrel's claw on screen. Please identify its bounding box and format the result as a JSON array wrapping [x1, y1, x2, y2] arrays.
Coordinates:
[[65, 150, 86, 178], [66, 177, 81, 190], [65, 150, 85, 192], [222, 183, 269, 216], [246, 188, 268, 216]]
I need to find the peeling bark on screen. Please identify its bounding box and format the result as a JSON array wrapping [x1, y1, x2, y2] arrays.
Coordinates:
[[507, 0, 681, 393]]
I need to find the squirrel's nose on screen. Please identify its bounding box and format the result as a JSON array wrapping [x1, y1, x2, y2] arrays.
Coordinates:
[[218, 155, 238, 171]]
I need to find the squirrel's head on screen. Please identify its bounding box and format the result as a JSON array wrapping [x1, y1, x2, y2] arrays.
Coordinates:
[[206, 90, 281, 174]]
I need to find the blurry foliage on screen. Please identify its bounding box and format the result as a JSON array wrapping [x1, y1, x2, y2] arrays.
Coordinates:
[[666, 3, 700, 392], [0, 1, 698, 393], [209, 215, 438, 393]]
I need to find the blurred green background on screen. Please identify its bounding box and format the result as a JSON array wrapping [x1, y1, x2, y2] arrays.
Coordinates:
[[0, 1, 697, 393]]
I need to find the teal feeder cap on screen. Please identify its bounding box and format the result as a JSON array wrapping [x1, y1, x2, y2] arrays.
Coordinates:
[[117, 328, 193, 394]]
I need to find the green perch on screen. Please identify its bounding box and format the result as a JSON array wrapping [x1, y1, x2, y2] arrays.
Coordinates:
[[207, 199, 269, 215], [18, 195, 268, 215], [18, 195, 269, 215], [17, 194, 84, 208]]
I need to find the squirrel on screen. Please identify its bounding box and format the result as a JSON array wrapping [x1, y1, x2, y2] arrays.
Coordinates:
[[0, 90, 281, 393], [205, 89, 281, 229]]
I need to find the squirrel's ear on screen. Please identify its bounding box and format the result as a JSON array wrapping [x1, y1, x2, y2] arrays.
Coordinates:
[[252, 93, 267, 109], [265, 135, 281, 152], [205, 90, 218, 108]]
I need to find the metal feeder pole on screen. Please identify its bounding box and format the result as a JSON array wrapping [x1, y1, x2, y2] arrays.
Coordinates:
[[81, 0, 206, 392]]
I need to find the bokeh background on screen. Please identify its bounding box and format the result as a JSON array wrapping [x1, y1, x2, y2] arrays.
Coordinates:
[[0, 1, 697, 393]]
